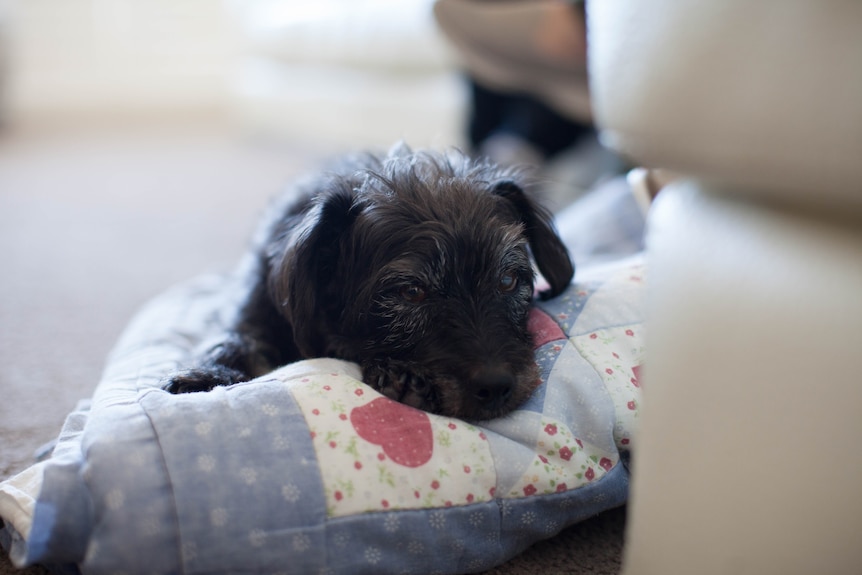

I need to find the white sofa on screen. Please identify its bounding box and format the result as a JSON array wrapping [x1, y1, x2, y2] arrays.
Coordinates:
[[587, 2, 862, 574]]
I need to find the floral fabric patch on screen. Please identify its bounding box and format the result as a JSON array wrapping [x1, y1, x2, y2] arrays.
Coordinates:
[[290, 372, 496, 517]]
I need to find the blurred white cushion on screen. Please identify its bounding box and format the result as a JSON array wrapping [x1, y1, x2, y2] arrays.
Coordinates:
[[229, 0, 465, 148], [588, 0, 862, 214], [232, 0, 455, 70]]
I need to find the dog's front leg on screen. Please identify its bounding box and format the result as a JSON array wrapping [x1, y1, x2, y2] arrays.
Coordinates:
[[163, 330, 277, 394], [163, 262, 300, 394]]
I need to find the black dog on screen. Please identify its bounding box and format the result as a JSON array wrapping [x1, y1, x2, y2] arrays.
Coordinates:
[[165, 144, 574, 420]]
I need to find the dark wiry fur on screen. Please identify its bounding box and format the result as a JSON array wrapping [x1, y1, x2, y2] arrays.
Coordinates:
[[165, 144, 574, 420]]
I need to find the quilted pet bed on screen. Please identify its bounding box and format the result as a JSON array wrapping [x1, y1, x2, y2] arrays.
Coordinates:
[[0, 255, 645, 574]]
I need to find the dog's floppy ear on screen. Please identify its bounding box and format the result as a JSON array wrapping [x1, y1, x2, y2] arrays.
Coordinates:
[[493, 180, 574, 299], [267, 184, 359, 357]]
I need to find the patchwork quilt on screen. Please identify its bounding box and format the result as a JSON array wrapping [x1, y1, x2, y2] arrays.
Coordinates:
[[0, 255, 645, 574]]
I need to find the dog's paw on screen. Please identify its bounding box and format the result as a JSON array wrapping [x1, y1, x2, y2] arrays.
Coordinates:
[[362, 361, 438, 411], [162, 366, 247, 394], [364, 361, 411, 398]]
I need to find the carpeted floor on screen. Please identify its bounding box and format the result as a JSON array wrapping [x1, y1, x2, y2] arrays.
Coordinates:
[[0, 124, 625, 574]]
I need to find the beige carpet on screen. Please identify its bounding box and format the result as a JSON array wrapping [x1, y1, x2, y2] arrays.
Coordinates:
[[0, 124, 625, 574]]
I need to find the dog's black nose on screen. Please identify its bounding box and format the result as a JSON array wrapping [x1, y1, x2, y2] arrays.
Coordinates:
[[472, 369, 514, 409]]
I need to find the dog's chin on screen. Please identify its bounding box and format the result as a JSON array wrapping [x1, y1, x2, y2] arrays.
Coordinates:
[[445, 371, 539, 422], [361, 360, 539, 421], [449, 392, 533, 422], [405, 377, 535, 421]]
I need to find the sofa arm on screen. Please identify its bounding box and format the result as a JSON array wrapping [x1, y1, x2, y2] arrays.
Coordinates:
[[587, 0, 862, 215]]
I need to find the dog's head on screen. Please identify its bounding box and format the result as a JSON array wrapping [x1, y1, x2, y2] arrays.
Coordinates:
[[269, 145, 574, 420]]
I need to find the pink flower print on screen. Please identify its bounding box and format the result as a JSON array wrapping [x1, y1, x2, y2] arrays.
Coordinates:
[[431, 480, 440, 490], [414, 490, 421, 499], [620, 437, 630, 446], [538, 455, 549, 464], [575, 438, 583, 448], [631, 365, 642, 388], [599, 457, 613, 471], [489, 487, 496, 497], [322, 384, 330, 390], [625, 329, 634, 337], [479, 432, 487, 441], [339, 413, 347, 420], [523, 484, 537, 496], [559, 446, 573, 461], [612, 352, 620, 359], [627, 400, 637, 411], [585, 467, 595, 481], [334, 490, 343, 501], [463, 465, 471, 474], [354, 388, 364, 396], [590, 333, 598, 339], [354, 461, 363, 470], [381, 499, 389, 508], [377, 452, 386, 461], [448, 423, 457, 430], [445, 501, 453, 507], [329, 441, 337, 448], [466, 493, 475, 503], [605, 368, 614, 375], [556, 483, 567, 493], [545, 423, 558, 436], [312, 408, 320, 416]]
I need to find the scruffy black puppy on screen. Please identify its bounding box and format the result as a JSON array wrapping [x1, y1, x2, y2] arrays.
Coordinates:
[[165, 144, 574, 420]]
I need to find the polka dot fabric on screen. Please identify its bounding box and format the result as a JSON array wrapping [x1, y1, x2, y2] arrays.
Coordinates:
[[0, 256, 645, 574]]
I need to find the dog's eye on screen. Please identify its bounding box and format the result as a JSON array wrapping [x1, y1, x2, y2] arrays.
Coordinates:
[[499, 271, 519, 293], [399, 284, 427, 303]]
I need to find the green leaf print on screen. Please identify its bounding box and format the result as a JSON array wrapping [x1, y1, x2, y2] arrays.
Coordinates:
[[345, 436, 359, 458], [436, 430, 452, 448], [377, 465, 395, 488]]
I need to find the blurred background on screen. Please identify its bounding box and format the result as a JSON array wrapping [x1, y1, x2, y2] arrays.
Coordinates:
[[0, 0, 466, 146]]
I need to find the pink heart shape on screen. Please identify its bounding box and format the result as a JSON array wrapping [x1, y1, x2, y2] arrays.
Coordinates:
[[350, 397, 434, 468]]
